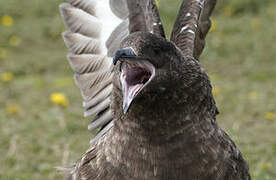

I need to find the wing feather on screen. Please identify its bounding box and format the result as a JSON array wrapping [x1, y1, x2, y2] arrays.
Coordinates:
[[60, 0, 129, 144], [63, 32, 101, 54], [67, 54, 107, 74], [170, 0, 204, 57], [106, 19, 129, 57], [170, 0, 217, 60], [109, 0, 128, 19], [68, 0, 96, 15], [74, 71, 112, 91], [194, 0, 217, 59], [83, 85, 112, 109], [81, 79, 112, 101], [89, 121, 113, 144], [84, 97, 111, 117], [61, 3, 101, 38], [88, 109, 113, 130], [127, 0, 165, 37]]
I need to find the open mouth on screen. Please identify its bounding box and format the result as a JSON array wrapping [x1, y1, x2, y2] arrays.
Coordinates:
[[120, 60, 155, 114]]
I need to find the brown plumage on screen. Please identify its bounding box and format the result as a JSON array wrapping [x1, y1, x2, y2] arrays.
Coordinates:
[[60, 0, 251, 179]]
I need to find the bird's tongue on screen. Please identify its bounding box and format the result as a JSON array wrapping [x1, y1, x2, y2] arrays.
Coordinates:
[[120, 61, 154, 114], [122, 83, 144, 114]]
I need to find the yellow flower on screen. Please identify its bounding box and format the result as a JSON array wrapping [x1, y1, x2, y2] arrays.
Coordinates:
[[222, 6, 233, 17], [1, 15, 14, 27], [250, 18, 260, 30], [261, 162, 272, 170], [50, 93, 69, 108], [0, 48, 7, 59], [9, 35, 21, 47], [1, 72, 13, 82], [6, 104, 20, 116], [248, 91, 259, 100], [212, 87, 220, 97], [210, 19, 216, 32], [155, 0, 160, 8], [265, 112, 276, 121]]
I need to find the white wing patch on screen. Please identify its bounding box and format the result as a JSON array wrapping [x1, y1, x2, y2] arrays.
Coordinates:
[[60, 0, 129, 144], [95, 1, 122, 55]]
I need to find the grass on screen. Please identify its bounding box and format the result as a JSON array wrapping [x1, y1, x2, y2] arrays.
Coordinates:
[[0, 0, 275, 179]]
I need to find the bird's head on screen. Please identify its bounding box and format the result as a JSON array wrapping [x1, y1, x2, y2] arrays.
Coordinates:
[[113, 32, 212, 114]]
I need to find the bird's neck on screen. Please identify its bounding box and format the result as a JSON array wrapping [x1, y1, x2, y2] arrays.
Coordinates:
[[111, 84, 218, 141], [101, 102, 219, 178], [114, 104, 216, 142], [100, 88, 219, 177]]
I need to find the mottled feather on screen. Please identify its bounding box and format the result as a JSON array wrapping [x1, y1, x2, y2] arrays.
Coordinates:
[[171, 0, 217, 60]]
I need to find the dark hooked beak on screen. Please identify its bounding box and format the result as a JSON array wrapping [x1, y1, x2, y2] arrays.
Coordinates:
[[113, 48, 143, 65]]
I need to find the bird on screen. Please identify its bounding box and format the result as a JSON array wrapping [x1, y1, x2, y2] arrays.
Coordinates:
[[60, 0, 252, 179]]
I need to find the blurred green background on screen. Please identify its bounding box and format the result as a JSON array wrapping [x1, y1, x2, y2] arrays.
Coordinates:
[[0, 0, 276, 179]]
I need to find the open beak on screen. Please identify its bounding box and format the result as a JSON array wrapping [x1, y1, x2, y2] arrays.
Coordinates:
[[113, 48, 155, 114]]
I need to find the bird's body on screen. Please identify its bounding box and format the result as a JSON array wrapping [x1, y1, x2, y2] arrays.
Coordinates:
[[70, 51, 250, 180], [60, 0, 251, 179], [74, 124, 250, 180]]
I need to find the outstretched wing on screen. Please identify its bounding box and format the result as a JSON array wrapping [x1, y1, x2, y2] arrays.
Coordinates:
[[170, 0, 217, 60], [60, 0, 129, 144], [127, 0, 165, 37]]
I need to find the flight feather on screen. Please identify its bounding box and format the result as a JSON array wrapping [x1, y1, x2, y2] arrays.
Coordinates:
[[171, 0, 217, 60], [60, 0, 129, 143]]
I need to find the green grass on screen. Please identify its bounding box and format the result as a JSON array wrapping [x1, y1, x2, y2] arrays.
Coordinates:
[[0, 0, 275, 179]]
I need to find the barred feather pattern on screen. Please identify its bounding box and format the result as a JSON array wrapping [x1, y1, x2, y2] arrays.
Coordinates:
[[60, 0, 129, 143]]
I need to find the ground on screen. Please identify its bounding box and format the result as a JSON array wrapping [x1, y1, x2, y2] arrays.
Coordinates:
[[0, 0, 275, 179]]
